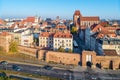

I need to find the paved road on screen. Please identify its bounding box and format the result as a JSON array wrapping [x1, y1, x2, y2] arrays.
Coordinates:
[[0, 62, 74, 80], [0, 61, 120, 80]]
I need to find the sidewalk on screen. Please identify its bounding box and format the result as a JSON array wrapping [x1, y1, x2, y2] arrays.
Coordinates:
[[7, 60, 71, 70]]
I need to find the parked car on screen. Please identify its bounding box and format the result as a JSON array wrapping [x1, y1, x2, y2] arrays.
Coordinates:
[[43, 65, 53, 70], [0, 61, 8, 65], [12, 65, 21, 71]]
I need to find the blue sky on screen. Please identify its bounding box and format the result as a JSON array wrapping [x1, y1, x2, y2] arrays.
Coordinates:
[[0, 0, 120, 19]]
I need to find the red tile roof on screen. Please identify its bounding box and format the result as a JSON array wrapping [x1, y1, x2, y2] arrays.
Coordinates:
[[91, 24, 118, 38], [40, 32, 54, 37], [81, 17, 99, 21], [105, 27, 120, 30], [22, 17, 35, 23], [0, 19, 5, 24], [26, 17, 35, 23], [74, 10, 99, 21], [54, 32, 72, 38], [0, 32, 10, 36], [99, 21, 109, 27], [91, 24, 106, 33]]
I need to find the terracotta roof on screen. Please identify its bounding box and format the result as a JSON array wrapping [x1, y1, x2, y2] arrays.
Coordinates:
[[26, 17, 35, 23], [104, 49, 118, 56], [105, 27, 120, 30], [22, 17, 35, 23], [54, 32, 72, 38], [40, 32, 54, 37], [19, 26, 26, 28], [91, 24, 117, 38], [0, 19, 4, 24], [107, 32, 117, 37], [0, 32, 10, 36], [91, 24, 107, 33], [99, 21, 109, 27], [81, 17, 99, 21]]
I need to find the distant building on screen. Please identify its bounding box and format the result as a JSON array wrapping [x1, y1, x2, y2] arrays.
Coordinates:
[[0, 19, 5, 25]]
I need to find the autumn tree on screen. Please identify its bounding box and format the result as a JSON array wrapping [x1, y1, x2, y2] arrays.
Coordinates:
[[58, 46, 65, 52], [68, 49, 73, 53], [9, 41, 18, 52], [0, 46, 4, 51], [71, 26, 77, 34]]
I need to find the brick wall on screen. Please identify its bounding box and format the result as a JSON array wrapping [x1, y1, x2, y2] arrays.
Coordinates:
[[18, 46, 37, 57], [17, 46, 120, 70], [96, 56, 120, 70], [45, 51, 81, 65]]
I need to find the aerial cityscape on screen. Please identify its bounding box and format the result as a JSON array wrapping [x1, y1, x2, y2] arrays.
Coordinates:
[[0, 0, 120, 80]]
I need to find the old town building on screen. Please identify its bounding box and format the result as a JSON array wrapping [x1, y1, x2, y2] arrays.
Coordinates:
[[53, 31, 73, 51], [39, 32, 54, 49]]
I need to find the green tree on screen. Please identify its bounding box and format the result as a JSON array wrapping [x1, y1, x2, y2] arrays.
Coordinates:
[[68, 49, 72, 53], [0, 72, 11, 80], [71, 26, 77, 34], [58, 46, 65, 52], [0, 46, 4, 51], [9, 41, 18, 52]]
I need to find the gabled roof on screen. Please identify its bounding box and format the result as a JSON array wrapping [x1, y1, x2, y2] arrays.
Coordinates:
[[54, 32, 72, 38], [81, 17, 99, 21], [40, 32, 54, 37], [22, 17, 35, 23]]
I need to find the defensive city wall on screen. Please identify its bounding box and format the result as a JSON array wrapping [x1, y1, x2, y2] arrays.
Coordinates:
[[18, 46, 120, 70]]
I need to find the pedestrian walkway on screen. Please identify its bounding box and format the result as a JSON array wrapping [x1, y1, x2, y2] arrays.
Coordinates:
[[71, 65, 86, 72]]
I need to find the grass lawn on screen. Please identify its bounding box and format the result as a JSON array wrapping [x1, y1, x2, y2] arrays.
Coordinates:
[[0, 70, 60, 80], [0, 51, 38, 61]]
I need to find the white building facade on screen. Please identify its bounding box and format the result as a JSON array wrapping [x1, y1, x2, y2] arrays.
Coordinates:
[[53, 32, 73, 51]]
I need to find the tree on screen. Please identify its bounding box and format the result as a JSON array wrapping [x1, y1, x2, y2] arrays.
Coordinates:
[[9, 41, 18, 52], [71, 26, 77, 34], [68, 49, 72, 53], [0, 46, 4, 51], [58, 46, 65, 52]]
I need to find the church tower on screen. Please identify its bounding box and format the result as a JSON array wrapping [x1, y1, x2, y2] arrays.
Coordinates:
[[73, 10, 82, 30]]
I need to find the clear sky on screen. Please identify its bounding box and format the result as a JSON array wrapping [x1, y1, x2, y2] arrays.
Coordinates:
[[0, 0, 120, 19]]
